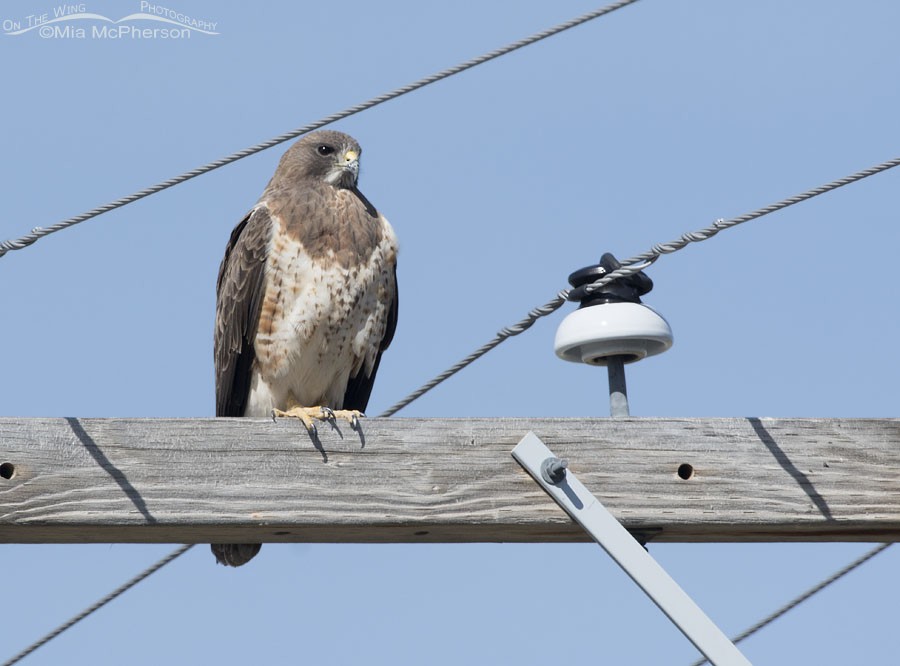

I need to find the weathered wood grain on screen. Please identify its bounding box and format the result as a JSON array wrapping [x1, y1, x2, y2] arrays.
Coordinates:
[[1, 417, 898, 544]]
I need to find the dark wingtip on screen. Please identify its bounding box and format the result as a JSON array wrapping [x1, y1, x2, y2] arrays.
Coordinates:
[[211, 543, 262, 567]]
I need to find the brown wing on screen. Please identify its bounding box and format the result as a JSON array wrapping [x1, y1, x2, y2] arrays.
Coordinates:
[[342, 263, 398, 412], [214, 207, 272, 417]]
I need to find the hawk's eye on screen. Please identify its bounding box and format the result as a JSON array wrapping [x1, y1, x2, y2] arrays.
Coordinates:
[[317, 145, 335, 156]]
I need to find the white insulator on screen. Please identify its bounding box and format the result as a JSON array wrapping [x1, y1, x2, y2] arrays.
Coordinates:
[[554, 302, 673, 366]]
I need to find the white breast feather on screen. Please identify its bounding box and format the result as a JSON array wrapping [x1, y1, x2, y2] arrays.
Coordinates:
[[244, 214, 397, 416]]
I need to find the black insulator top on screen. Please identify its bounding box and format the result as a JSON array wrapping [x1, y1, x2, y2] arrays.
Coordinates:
[[567, 252, 653, 306]]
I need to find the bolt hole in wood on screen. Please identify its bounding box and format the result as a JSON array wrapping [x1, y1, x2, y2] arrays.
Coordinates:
[[0, 462, 14, 479], [414, 531, 429, 536], [677, 463, 694, 480]]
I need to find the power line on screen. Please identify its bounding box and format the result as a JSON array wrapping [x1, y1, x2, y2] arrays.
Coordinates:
[[0, 0, 641, 260], [2, 544, 194, 666], [379, 153, 900, 416], [688, 542, 892, 666]]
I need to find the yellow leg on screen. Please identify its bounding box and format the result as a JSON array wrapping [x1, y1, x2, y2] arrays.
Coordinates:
[[272, 405, 329, 433], [272, 406, 365, 433]]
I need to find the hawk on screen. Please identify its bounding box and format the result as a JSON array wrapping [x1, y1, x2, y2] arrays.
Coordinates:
[[212, 130, 398, 567]]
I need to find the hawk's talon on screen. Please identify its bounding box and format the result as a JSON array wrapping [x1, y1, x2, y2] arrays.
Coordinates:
[[272, 406, 363, 436]]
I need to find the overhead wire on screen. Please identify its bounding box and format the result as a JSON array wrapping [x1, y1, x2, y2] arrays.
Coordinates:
[[688, 543, 893, 666], [0, 0, 641, 259], [378, 153, 900, 416], [1, 545, 194, 666]]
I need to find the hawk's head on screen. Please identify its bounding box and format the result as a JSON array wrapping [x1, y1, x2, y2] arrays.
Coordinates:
[[277, 130, 362, 190]]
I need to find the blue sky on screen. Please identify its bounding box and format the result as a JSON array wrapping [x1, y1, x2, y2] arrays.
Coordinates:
[[2, 1, 899, 664]]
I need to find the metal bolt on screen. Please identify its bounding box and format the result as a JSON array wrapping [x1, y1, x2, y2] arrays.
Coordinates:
[[541, 457, 568, 484]]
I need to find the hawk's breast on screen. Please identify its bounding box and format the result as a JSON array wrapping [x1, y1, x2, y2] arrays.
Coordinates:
[[244, 199, 397, 416]]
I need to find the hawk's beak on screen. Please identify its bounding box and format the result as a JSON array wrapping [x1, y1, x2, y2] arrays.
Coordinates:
[[325, 148, 360, 186], [341, 149, 360, 182]]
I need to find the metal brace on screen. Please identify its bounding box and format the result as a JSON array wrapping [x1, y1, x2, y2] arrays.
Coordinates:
[[512, 432, 751, 666]]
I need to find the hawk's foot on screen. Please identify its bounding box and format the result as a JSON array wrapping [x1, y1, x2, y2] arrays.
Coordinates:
[[331, 409, 364, 430], [271, 406, 365, 434], [272, 405, 331, 434]]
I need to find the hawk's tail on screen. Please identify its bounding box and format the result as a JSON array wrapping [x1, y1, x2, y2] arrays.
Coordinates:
[[211, 543, 262, 567]]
